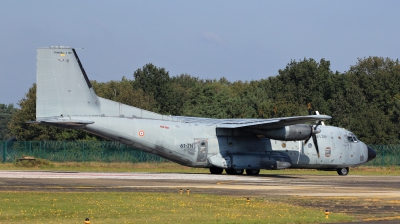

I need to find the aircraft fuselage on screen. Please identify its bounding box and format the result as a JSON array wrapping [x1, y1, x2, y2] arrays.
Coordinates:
[[76, 117, 372, 171]]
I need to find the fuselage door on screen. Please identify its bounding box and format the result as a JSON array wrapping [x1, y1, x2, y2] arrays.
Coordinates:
[[195, 139, 208, 163]]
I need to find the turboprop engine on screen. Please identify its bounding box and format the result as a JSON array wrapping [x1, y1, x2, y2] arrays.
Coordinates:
[[247, 124, 319, 141]]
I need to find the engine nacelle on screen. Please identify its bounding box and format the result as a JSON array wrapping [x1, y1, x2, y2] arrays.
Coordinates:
[[250, 124, 312, 141]]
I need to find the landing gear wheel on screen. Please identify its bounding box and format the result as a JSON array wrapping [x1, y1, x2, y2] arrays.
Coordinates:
[[225, 168, 244, 175], [337, 167, 349, 176], [209, 167, 224, 174], [245, 169, 260, 175]]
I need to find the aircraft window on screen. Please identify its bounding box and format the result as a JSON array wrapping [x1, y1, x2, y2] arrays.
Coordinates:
[[347, 134, 358, 143], [347, 136, 353, 142]]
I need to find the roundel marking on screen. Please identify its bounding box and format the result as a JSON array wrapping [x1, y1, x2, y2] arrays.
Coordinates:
[[138, 130, 145, 137]]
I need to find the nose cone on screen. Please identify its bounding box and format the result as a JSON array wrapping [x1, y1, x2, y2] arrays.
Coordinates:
[[367, 146, 377, 162]]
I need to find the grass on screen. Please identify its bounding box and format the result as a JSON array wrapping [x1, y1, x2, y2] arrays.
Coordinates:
[[0, 161, 399, 175], [0, 192, 353, 223], [14, 158, 54, 168], [281, 196, 400, 221]]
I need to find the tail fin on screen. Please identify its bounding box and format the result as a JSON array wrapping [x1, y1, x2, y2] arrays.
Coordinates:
[[36, 46, 100, 119]]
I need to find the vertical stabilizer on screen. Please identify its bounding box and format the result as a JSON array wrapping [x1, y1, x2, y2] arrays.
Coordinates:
[[36, 46, 100, 118]]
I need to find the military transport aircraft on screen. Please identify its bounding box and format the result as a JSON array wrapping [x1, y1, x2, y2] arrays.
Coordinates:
[[32, 46, 376, 176]]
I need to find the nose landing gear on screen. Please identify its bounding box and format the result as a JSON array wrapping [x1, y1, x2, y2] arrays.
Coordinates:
[[337, 167, 349, 176]]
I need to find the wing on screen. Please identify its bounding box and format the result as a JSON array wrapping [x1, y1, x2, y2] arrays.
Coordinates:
[[174, 115, 331, 130]]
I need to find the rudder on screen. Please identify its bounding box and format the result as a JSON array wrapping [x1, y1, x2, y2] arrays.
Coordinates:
[[36, 46, 100, 119]]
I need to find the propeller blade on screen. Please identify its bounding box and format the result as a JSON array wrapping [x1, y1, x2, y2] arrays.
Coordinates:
[[312, 133, 320, 158], [303, 135, 311, 145], [303, 118, 322, 158], [303, 125, 314, 145]]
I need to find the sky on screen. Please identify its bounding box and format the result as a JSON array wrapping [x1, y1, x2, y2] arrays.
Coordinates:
[[0, 0, 399, 105]]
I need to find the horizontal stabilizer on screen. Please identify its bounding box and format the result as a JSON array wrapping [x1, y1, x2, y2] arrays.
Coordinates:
[[28, 118, 94, 128]]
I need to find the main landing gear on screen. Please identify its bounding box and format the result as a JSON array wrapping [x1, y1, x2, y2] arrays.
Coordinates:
[[225, 168, 244, 175], [208, 168, 260, 175], [337, 167, 349, 176], [209, 167, 224, 174], [245, 169, 260, 175]]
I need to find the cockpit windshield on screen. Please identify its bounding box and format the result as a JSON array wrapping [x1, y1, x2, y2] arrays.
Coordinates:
[[347, 133, 358, 143]]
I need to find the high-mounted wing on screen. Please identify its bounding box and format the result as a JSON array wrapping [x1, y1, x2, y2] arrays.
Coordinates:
[[175, 114, 331, 142], [175, 115, 331, 129]]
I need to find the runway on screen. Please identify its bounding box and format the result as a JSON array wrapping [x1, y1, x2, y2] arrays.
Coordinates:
[[0, 171, 400, 223], [0, 171, 399, 197]]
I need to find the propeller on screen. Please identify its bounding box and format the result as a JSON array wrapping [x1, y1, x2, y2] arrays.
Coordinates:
[[306, 103, 324, 157], [304, 121, 322, 158]]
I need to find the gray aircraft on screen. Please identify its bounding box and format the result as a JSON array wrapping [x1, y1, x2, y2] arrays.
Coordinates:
[[32, 46, 376, 176]]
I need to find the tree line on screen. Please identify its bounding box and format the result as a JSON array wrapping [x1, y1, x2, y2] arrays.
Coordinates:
[[0, 104, 17, 140], [3, 56, 400, 145]]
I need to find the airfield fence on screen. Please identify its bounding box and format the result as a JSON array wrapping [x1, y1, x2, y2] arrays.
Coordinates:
[[0, 141, 169, 163], [368, 144, 400, 167], [0, 141, 399, 166]]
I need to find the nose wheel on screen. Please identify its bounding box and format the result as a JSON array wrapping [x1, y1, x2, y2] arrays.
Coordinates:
[[337, 167, 349, 176]]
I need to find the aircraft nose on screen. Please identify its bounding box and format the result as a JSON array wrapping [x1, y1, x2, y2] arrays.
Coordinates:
[[367, 146, 377, 162]]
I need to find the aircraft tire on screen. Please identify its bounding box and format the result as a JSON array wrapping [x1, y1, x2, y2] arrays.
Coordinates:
[[209, 167, 224, 174], [245, 169, 260, 175], [337, 167, 349, 176], [225, 168, 244, 175]]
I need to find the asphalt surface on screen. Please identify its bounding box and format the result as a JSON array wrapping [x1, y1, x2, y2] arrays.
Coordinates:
[[0, 171, 399, 223]]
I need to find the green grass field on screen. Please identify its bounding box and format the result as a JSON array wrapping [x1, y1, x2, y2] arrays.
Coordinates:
[[0, 192, 353, 224]]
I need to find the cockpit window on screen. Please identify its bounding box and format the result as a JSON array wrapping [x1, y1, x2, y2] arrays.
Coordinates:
[[347, 133, 358, 143]]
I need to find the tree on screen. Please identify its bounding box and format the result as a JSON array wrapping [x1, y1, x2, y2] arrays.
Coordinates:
[[273, 59, 334, 114], [338, 57, 400, 144], [182, 80, 255, 118], [133, 64, 171, 114], [0, 103, 17, 140], [347, 57, 400, 115], [92, 77, 158, 112], [347, 105, 398, 144]]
